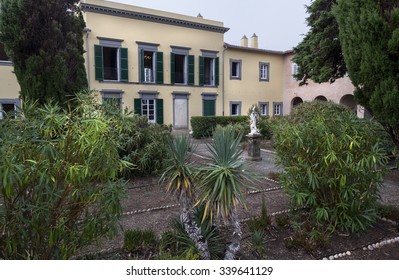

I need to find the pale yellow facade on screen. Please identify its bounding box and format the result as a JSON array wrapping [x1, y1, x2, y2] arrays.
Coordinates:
[[223, 43, 284, 117], [82, 0, 227, 128]]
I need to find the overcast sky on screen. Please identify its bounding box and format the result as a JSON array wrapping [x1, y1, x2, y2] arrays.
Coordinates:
[[109, 0, 311, 51]]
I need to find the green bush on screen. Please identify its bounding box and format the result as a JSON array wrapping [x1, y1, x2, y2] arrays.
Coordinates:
[[159, 206, 224, 259], [273, 101, 389, 233], [0, 92, 130, 259], [258, 116, 273, 140], [110, 112, 171, 178], [123, 229, 158, 253], [190, 116, 248, 138]]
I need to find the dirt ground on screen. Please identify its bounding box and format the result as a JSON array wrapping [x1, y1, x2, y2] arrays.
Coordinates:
[[77, 153, 399, 260]]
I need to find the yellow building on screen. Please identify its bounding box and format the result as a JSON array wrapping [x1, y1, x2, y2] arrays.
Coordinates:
[[81, 0, 229, 129], [223, 34, 284, 117]]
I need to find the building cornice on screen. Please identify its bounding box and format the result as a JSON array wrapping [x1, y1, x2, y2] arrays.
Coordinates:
[[80, 3, 230, 34], [224, 43, 285, 55]]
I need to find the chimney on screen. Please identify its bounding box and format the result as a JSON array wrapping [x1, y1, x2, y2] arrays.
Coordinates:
[[251, 33, 258, 48], [241, 35, 248, 47]]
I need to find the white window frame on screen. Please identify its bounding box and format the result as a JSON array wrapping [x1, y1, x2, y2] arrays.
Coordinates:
[[230, 59, 242, 80], [102, 46, 120, 81], [292, 63, 299, 78], [98, 38, 123, 82], [174, 53, 188, 85], [143, 50, 156, 83], [259, 62, 270, 81], [258, 102, 269, 116], [142, 98, 157, 124], [230, 101, 242, 116], [273, 102, 283, 116], [138, 42, 160, 84]]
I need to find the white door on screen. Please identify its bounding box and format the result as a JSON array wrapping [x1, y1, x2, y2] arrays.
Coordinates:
[[174, 98, 188, 129]]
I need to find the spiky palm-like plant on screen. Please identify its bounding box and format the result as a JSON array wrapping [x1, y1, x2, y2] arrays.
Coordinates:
[[196, 125, 250, 260], [159, 136, 210, 259]]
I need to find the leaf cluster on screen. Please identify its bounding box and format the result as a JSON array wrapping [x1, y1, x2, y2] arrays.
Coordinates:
[[0, 91, 129, 259], [273, 101, 389, 233]]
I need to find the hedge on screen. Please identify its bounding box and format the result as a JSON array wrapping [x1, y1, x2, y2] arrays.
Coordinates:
[[191, 116, 249, 138]]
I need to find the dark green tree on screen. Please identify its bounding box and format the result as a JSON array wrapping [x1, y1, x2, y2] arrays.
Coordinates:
[[334, 0, 399, 148], [0, 0, 87, 107], [294, 0, 399, 149], [293, 0, 346, 85]]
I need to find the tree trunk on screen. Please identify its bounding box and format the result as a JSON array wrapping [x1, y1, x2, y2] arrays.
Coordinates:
[[180, 198, 211, 260], [224, 209, 242, 260]]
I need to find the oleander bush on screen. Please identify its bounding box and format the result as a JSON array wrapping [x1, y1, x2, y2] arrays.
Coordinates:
[[273, 101, 389, 233], [0, 92, 130, 259]]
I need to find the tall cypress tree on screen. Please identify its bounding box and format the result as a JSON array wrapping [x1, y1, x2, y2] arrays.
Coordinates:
[[334, 0, 399, 148], [293, 0, 346, 85], [294, 0, 399, 149], [0, 0, 87, 107]]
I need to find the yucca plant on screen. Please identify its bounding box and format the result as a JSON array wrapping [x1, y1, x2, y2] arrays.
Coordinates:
[[196, 125, 252, 260], [159, 135, 210, 259]]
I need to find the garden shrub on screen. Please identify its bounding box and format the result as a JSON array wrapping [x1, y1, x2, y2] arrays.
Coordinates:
[[273, 101, 389, 233], [110, 111, 171, 178], [0, 92, 130, 259], [258, 116, 273, 140], [190, 116, 248, 138], [159, 206, 224, 259], [123, 229, 158, 253]]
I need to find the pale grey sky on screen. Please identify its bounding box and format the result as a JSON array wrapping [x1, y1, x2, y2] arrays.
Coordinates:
[[109, 0, 310, 51]]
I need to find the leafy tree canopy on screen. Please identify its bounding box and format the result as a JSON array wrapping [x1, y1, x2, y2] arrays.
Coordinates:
[[0, 0, 87, 107], [293, 0, 346, 85], [294, 0, 399, 148], [334, 0, 399, 148]]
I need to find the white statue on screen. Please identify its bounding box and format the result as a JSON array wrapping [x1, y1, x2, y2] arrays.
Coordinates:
[[249, 106, 259, 135]]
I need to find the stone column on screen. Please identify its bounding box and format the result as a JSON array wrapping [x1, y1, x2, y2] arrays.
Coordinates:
[[246, 133, 262, 161]]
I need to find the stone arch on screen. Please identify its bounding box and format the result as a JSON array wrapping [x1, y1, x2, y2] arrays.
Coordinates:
[[291, 97, 303, 107], [340, 94, 356, 112], [314, 95, 327, 101]]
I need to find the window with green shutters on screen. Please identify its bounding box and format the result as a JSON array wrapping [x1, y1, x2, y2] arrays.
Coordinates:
[[140, 50, 163, 84], [94, 45, 104, 81], [134, 98, 164, 125], [203, 99, 215, 116], [170, 53, 194, 85], [156, 52, 164, 85], [188, 55, 195, 85], [199, 56, 219, 86], [94, 44, 128, 82]]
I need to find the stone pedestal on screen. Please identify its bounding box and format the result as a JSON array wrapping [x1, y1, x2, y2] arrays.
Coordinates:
[[246, 133, 262, 161]]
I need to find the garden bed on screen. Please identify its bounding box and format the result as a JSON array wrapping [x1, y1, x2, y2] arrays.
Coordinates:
[[76, 167, 399, 260]]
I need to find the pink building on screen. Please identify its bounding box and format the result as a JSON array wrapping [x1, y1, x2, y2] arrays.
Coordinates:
[[283, 51, 365, 117]]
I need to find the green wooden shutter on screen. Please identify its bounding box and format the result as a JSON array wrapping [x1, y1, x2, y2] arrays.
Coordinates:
[[188, 55, 195, 86], [199, 56, 204, 86], [156, 52, 164, 85], [94, 45, 104, 81], [120, 48, 128, 82], [140, 49, 145, 83], [170, 53, 175, 84], [215, 57, 220, 86], [203, 100, 215, 116], [156, 98, 164, 124], [134, 99, 142, 115]]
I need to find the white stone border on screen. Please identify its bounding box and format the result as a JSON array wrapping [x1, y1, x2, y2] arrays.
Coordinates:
[[323, 236, 399, 260]]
